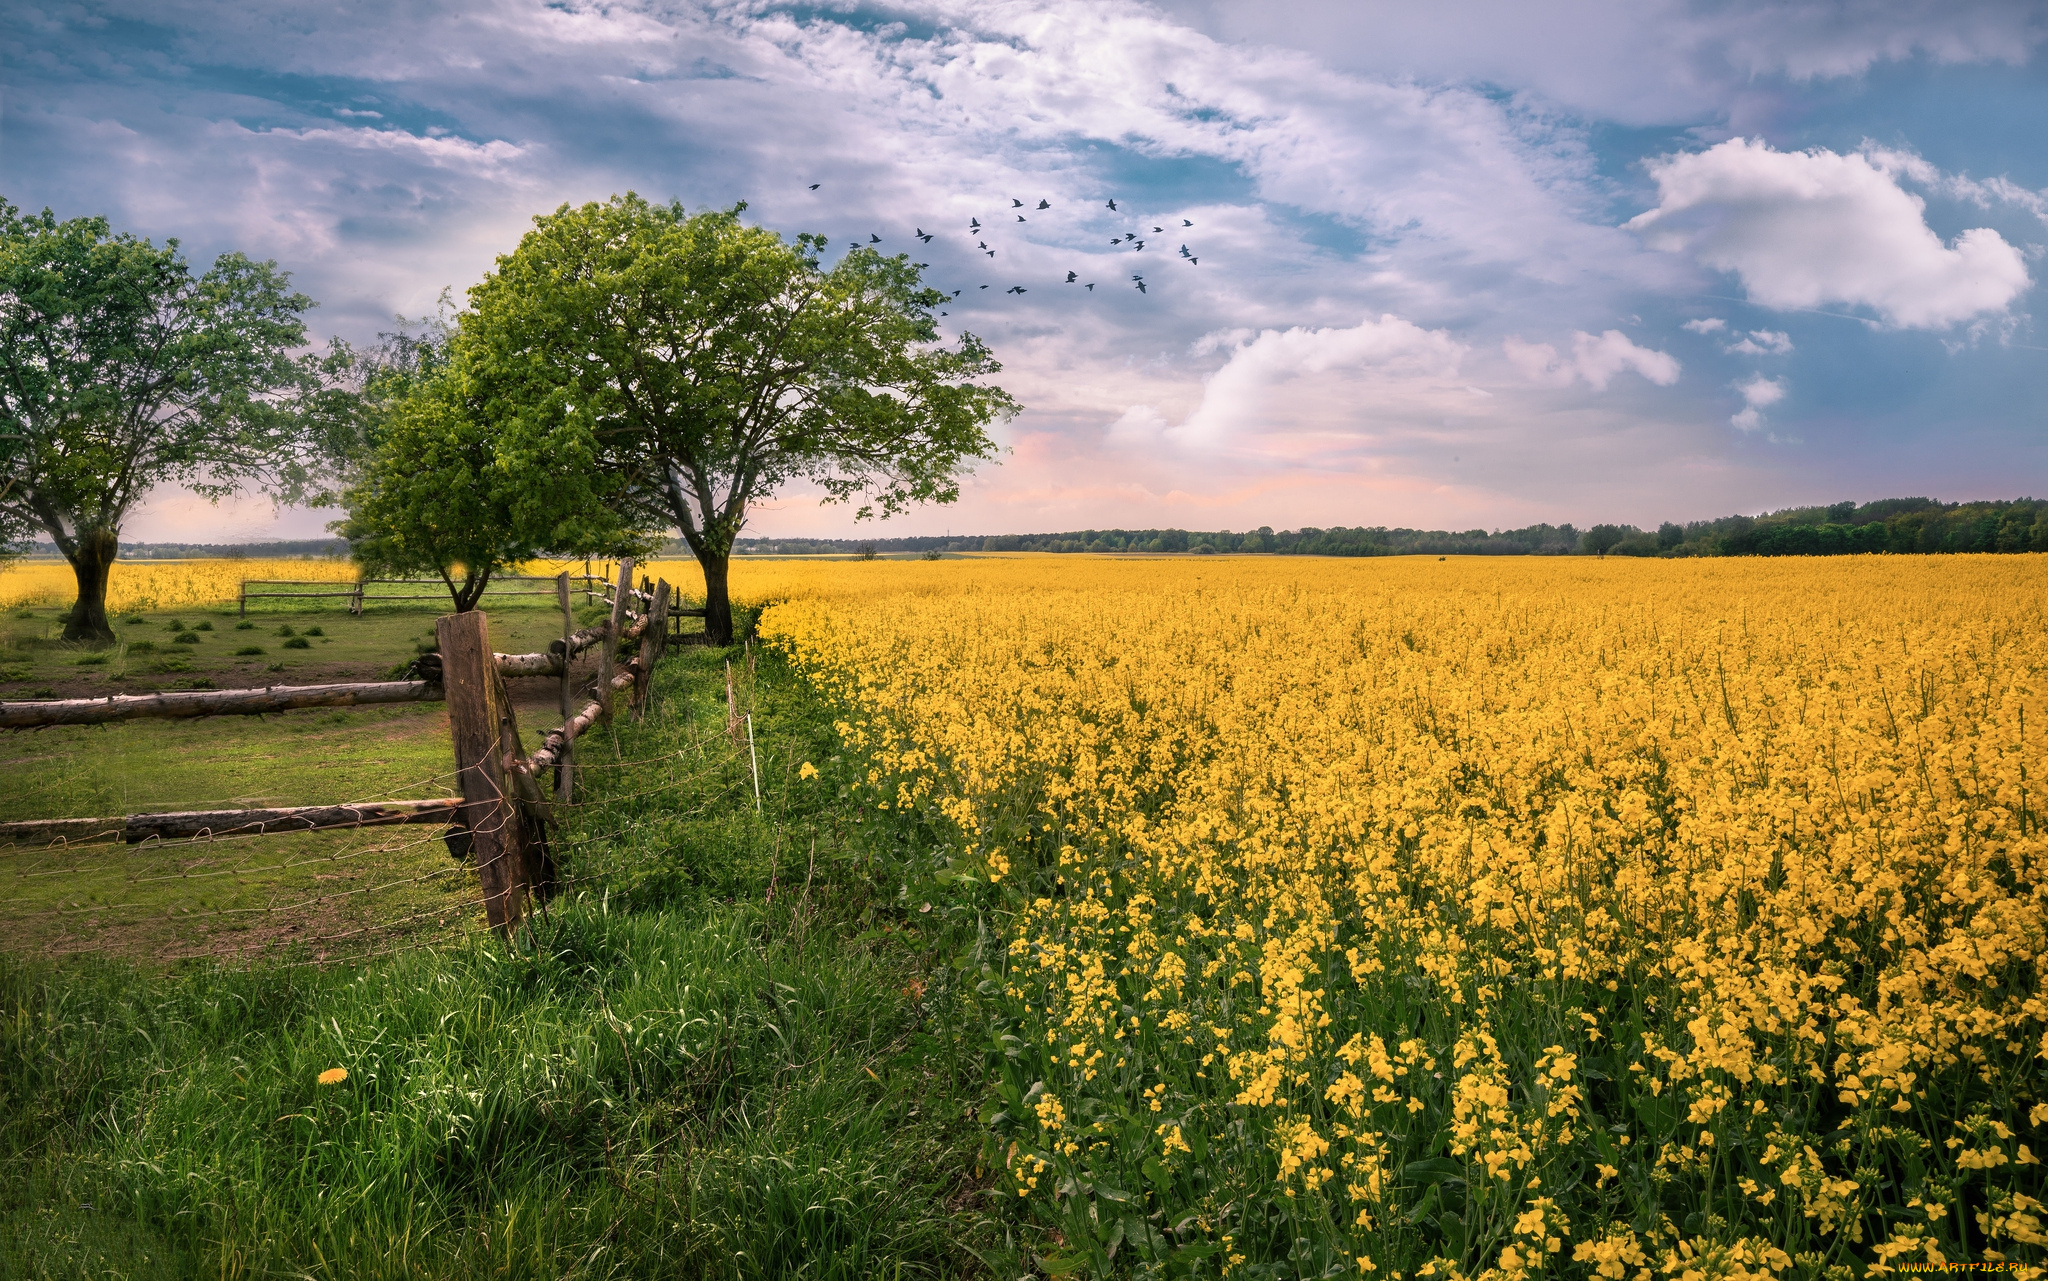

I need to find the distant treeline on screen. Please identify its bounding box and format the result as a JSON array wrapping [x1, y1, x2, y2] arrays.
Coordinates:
[[24, 538, 352, 561], [730, 497, 2048, 559], [18, 500, 2044, 565]]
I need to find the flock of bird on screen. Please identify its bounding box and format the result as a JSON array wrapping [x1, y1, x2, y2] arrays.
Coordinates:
[[806, 184, 1203, 312]]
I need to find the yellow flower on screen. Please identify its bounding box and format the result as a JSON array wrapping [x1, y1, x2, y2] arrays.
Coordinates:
[[798, 761, 819, 780], [317, 1067, 349, 1085]]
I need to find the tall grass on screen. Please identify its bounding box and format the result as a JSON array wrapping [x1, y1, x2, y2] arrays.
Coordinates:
[[0, 645, 995, 1279]]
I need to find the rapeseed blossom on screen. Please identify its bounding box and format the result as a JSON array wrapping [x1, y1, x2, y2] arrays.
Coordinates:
[[759, 554, 2048, 1276]]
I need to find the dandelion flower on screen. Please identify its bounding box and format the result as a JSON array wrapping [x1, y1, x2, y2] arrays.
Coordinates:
[[317, 1067, 348, 1085]]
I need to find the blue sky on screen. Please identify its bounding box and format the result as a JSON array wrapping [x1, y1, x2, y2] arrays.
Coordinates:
[[4, 0, 2044, 540]]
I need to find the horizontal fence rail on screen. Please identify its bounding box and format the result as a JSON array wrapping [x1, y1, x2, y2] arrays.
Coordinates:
[[0, 680, 443, 728], [0, 799, 466, 847]]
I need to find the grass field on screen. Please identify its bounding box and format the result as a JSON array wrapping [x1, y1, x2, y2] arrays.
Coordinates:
[[6, 553, 2048, 1278], [1, 574, 646, 962]]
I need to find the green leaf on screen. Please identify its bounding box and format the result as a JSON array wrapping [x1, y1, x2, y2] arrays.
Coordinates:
[[1404, 1156, 1467, 1185]]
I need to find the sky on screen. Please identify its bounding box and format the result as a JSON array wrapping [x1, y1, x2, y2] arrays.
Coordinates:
[[5, 0, 2046, 542]]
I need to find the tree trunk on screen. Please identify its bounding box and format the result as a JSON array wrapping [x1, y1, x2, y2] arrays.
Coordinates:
[[63, 527, 120, 644], [700, 548, 734, 646]]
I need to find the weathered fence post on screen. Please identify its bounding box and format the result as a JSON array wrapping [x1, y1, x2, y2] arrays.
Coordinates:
[[598, 558, 633, 726], [632, 580, 670, 721], [555, 571, 574, 804], [438, 610, 542, 935], [238, 581, 247, 617]]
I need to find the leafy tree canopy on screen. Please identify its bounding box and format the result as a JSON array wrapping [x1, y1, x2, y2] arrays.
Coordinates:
[[335, 357, 649, 611], [459, 194, 1018, 642], [0, 201, 332, 640]]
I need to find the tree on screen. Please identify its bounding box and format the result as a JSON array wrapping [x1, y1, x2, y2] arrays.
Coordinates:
[[1580, 524, 1629, 556], [0, 203, 325, 641], [460, 195, 1017, 644], [335, 359, 645, 611]]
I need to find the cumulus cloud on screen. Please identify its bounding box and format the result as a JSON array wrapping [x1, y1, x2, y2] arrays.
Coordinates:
[[1862, 144, 2048, 226], [1628, 138, 2032, 329], [1683, 317, 1728, 333], [1729, 374, 1786, 432], [1724, 329, 1794, 356], [1503, 330, 1681, 390], [1173, 314, 1470, 447]]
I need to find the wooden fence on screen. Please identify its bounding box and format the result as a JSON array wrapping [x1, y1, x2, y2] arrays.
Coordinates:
[[3, 560, 691, 936], [240, 573, 603, 616]]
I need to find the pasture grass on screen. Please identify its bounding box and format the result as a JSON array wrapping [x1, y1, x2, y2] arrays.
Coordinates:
[[0, 639, 1003, 1278]]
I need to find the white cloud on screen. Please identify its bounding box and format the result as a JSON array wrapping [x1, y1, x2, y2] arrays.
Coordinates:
[[1168, 0, 2046, 126], [1683, 317, 1727, 333], [1503, 330, 1680, 390], [1628, 138, 2032, 329], [1175, 314, 1470, 446], [1724, 329, 1794, 356], [1862, 143, 2048, 226], [1729, 373, 1786, 432]]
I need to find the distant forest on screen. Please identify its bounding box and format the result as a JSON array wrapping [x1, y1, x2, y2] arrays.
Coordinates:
[[22, 538, 353, 560], [16, 499, 2044, 563], [728, 497, 2048, 559]]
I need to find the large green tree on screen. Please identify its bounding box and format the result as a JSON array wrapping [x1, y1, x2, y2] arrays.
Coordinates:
[[334, 357, 645, 611], [460, 195, 1017, 644], [0, 203, 326, 641]]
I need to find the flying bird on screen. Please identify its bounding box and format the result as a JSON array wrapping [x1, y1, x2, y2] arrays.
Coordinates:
[[869, 233, 881, 243], [1109, 239, 1122, 246], [1085, 282, 1095, 291], [1152, 226, 1163, 233], [1182, 219, 1193, 227], [1132, 274, 1144, 280], [1006, 285, 1027, 294], [1016, 214, 1026, 222], [1179, 245, 1190, 257], [1065, 271, 1077, 282], [1106, 198, 1118, 210], [1134, 241, 1145, 251], [1036, 199, 1051, 210], [985, 249, 996, 257], [979, 284, 990, 289], [916, 228, 933, 243], [1189, 257, 1198, 265], [940, 311, 948, 316], [970, 218, 981, 229], [1123, 233, 1137, 241], [808, 183, 820, 190], [1136, 280, 1148, 293], [1011, 199, 1024, 207], [951, 289, 962, 297]]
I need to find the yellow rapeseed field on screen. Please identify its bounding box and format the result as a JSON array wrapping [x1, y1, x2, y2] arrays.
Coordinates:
[[0, 558, 358, 614], [758, 555, 2048, 1279]]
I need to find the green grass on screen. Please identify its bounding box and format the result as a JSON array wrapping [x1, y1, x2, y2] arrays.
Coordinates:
[[0, 599, 677, 961], [0, 640, 1011, 1278]]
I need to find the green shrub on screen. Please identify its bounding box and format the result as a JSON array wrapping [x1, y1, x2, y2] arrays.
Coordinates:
[[171, 632, 200, 645], [123, 616, 146, 625], [75, 653, 109, 666], [303, 626, 325, 637], [234, 646, 266, 656], [282, 636, 312, 650], [126, 641, 156, 654], [234, 621, 255, 630], [276, 625, 295, 637], [164, 619, 185, 631]]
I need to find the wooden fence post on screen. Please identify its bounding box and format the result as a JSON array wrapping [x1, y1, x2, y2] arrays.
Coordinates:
[[239, 581, 247, 618], [438, 610, 543, 935], [632, 580, 670, 721], [555, 571, 574, 804], [598, 558, 633, 726]]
